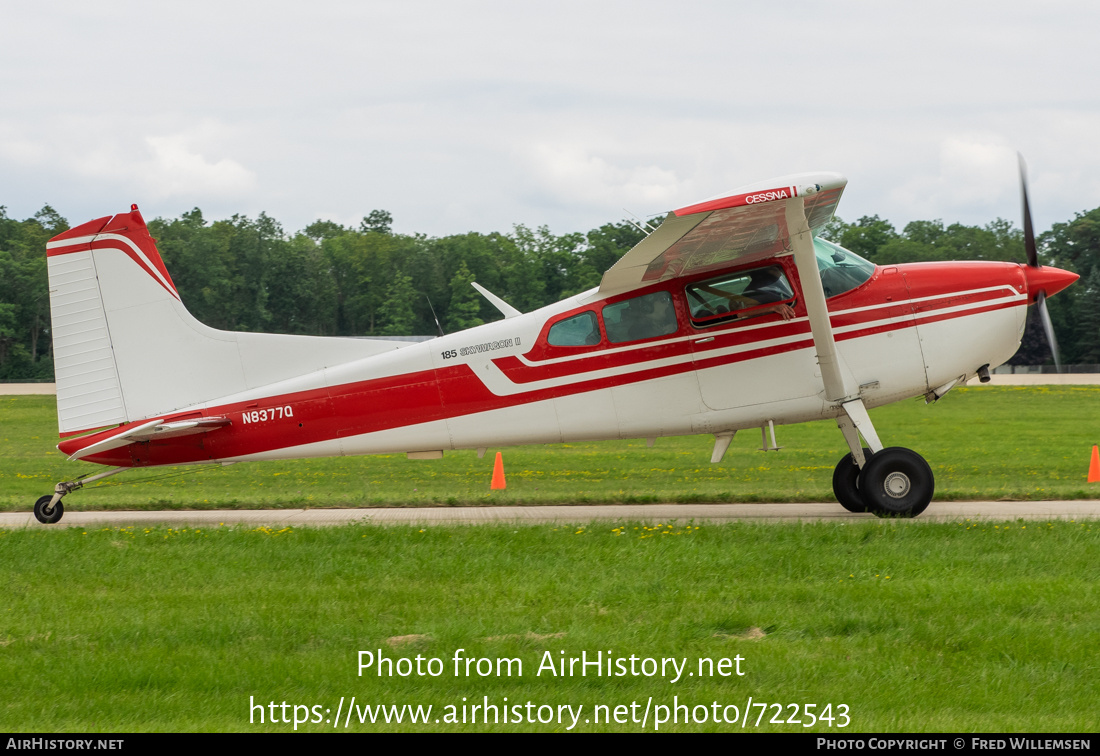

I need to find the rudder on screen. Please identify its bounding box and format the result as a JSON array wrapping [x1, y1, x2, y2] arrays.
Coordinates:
[[46, 205, 402, 436], [47, 206, 175, 435]]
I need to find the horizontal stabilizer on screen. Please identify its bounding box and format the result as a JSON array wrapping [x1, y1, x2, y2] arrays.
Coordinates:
[[67, 416, 231, 461]]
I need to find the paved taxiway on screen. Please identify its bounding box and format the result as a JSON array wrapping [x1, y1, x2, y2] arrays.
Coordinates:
[[3, 501, 1100, 528]]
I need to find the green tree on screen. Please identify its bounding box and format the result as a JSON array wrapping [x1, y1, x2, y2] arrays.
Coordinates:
[[818, 215, 848, 243], [379, 272, 418, 335], [1037, 208, 1100, 365], [264, 233, 338, 334], [303, 219, 346, 242], [7, 198, 1100, 377], [359, 210, 393, 235], [0, 302, 20, 370], [0, 206, 60, 377], [577, 220, 649, 290], [836, 215, 898, 261], [445, 262, 483, 332], [902, 219, 945, 247], [323, 230, 427, 335], [33, 205, 69, 236], [1041, 207, 1100, 281], [511, 224, 589, 304], [151, 209, 245, 331], [428, 231, 524, 320], [1075, 268, 1100, 363]]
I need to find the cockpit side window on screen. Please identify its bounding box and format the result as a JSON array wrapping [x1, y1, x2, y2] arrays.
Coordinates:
[[685, 265, 793, 326], [547, 310, 601, 346], [602, 291, 678, 344]]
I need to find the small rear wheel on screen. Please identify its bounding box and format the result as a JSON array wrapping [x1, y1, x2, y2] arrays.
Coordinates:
[[34, 495, 64, 524], [832, 448, 874, 513], [861, 448, 934, 518]]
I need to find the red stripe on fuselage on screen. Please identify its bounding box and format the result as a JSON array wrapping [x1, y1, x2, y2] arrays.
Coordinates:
[[68, 263, 1026, 466]]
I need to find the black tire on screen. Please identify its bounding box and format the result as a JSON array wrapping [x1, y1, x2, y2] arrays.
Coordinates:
[[860, 447, 934, 518], [832, 448, 874, 513], [34, 495, 64, 524]]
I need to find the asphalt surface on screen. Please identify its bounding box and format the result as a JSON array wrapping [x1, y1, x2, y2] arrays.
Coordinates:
[[4, 501, 1100, 528]]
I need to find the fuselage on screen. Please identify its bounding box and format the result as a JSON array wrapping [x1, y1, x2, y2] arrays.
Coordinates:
[[61, 247, 1063, 468]]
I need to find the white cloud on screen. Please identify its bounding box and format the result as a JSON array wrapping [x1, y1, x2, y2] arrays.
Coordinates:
[[3, 3, 1100, 235], [884, 134, 1017, 223], [0, 117, 256, 213], [64, 123, 256, 201], [136, 134, 255, 199], [522, 143, 684, 211], [0, 135, 50, 165]]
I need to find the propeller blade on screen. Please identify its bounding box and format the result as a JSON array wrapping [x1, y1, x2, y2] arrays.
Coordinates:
[[1019, 153, 1038, 268], [1035, 290, 1062, 373]]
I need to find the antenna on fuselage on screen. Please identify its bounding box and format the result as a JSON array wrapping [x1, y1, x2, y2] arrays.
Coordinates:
[[425, 295, 445, 337], [623, 208, 657, 235]]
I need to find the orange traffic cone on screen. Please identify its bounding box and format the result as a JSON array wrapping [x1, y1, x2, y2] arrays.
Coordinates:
[[491, 452, 507, 490], [1089, 445, 1100, 483]]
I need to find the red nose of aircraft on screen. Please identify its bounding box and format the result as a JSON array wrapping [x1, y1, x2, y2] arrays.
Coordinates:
[[1022, 264, 1079, 303]]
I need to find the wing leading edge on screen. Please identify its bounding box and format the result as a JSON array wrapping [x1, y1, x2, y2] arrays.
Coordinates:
[[598, 172, 847, 297]]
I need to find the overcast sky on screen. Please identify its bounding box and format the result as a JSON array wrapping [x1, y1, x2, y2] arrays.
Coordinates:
[[2, 1, 1098, 238]]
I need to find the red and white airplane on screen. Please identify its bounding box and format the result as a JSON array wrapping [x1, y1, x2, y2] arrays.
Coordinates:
[[34, 165, 1077, 523]]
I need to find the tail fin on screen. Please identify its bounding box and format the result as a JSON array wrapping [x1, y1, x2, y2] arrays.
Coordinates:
[[47, 206, 399, 436]]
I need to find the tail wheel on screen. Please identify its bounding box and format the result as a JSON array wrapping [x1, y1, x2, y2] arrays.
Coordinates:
[[34, 495, 64, 524], [832, 448, 874, 513], [860, 447, 934, 518]]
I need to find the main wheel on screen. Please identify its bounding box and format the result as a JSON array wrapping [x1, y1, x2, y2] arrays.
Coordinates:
[[859, 448, 934, 518], [33, 495, 64, 524], [832, 448, 874, 513]]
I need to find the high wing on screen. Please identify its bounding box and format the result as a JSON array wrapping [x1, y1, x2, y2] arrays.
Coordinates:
[[598, 170, 867, 436], [598, 172, 846, 297]]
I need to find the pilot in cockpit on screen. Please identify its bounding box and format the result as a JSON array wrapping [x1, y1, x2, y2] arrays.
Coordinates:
[[692, 266, 796, 322]]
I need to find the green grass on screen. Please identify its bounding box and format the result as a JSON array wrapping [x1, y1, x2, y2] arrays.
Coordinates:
[[1, 520, 1096, 732], [2, 387, 1099, 510]]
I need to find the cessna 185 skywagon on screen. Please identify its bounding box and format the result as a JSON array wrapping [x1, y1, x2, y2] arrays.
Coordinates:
[[33, 165, 1077, 523]]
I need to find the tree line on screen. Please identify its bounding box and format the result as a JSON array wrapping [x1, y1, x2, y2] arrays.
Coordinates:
[[2, 202, 1098, 380]]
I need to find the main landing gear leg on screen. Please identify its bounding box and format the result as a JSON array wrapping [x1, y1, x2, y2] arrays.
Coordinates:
[[831, 399, 934, 518], [33, 467, 129, 524]]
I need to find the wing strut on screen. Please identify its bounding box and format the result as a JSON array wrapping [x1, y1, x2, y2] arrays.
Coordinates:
[[786, 198, 853, 402], [785, 198, 883, 461]]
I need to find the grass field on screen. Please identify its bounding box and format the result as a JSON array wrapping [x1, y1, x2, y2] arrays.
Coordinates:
[[3, 388, 1098, 733], [2, 386, 1099, 511], [1, 519, 1096, 732]]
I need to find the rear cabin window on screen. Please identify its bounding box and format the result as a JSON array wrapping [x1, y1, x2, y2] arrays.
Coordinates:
[[547, 311, 601, 346], [685, 265, 793, 326], [602, 291, 678, 344]]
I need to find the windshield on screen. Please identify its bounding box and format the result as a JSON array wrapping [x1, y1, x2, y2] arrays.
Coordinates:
[[813, 238, 875, 298]]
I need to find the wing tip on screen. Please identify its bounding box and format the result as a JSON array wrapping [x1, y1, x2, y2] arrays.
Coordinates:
[[674, 172, 847, 217]]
